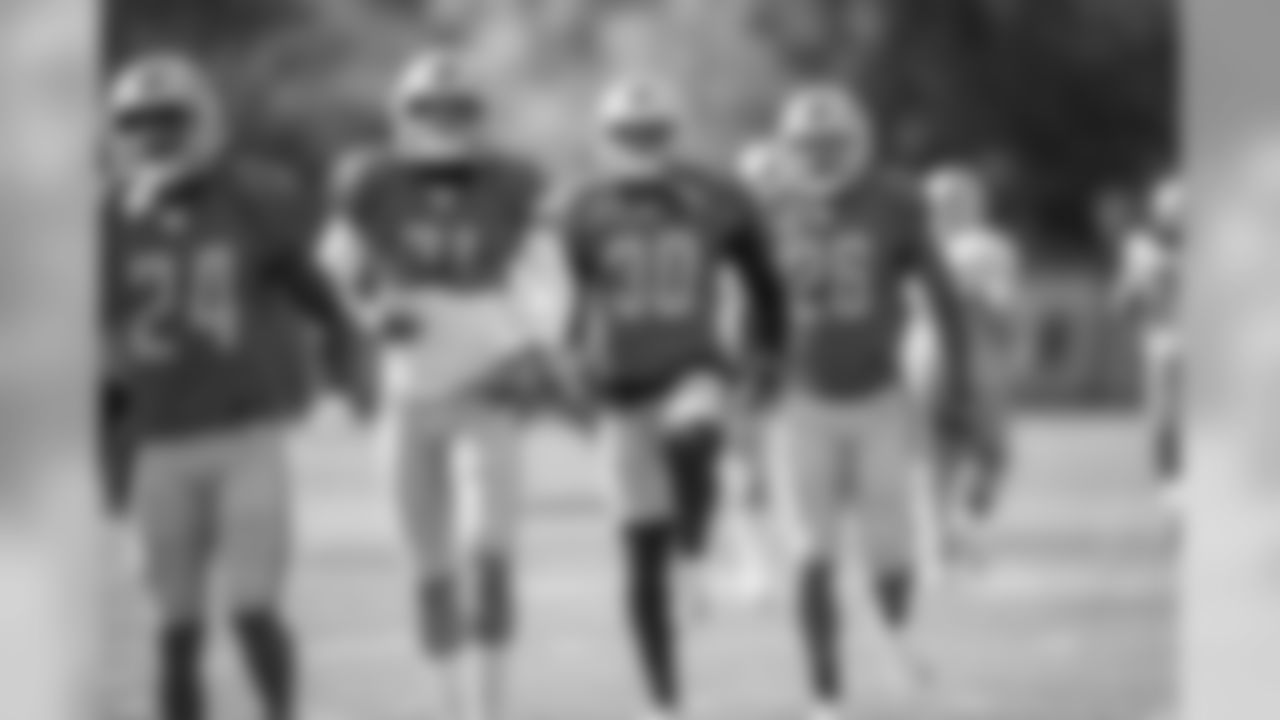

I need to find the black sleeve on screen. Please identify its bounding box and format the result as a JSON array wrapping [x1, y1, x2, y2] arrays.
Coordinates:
[[559, 195, 601, 352], [723, 187, 787, 360], [255, 163, 366, 372]]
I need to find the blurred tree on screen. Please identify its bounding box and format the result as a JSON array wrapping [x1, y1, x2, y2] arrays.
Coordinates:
[[755, 0, 1177, 261]]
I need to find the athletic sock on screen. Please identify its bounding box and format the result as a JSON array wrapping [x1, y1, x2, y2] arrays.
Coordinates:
[[419, 574, 461, 658], [624, 521, 680, 711], [473, 550, 514, 647], [158, 619, 205, 720], [234, 609, 296, 720], [798, 559, 843, 702], [666, 425, 723, 562], [875, 567, 916, 630], [1156, 421, 1181, 482]]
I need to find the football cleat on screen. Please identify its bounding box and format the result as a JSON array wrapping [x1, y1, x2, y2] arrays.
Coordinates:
[[594, 75, 682, 179], [104, 51, 223, 182], [776, 82, 872, 190], [388, 49, 487, 161]]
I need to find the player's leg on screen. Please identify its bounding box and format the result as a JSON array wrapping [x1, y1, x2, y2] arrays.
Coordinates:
[[396, 401, 467, 714], [217, 422, 297, 720], [1150, 339, 1183, 495], [458, 408, 526, 720], [709, 406, 780, 610], [133, 442, 217, 720], [854, 391, 932, 693], [609, 410, 684, 720], [664, 416, 724, 618], [778, 397, 848, 719]]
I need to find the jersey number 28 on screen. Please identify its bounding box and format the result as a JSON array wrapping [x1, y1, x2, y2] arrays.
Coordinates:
[[127, 243, 240, 364]]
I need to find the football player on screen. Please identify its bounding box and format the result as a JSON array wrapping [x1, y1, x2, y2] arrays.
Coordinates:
[[319, 50, 563, 720], [1116, 175, 1183, 507], [559, 76, 786, 720], [101, 52, 374, 720], [922, 166, 1024, 565], [758, 84, 975, 719]]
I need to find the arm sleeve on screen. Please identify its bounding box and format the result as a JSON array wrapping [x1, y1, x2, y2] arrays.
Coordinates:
[[255, 165, 366, 371], [724, 188, 787, 360]]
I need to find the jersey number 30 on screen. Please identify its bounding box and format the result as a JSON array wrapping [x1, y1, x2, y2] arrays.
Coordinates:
[[128, 243, 241, 364]]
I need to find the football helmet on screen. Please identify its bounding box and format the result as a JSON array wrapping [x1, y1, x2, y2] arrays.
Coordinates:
[[924, 165, 987, 237], [594, 75, 682, 179], [776, 83, 872, 191], [388, 50, 487, 161], [104, 52, 223, 182]]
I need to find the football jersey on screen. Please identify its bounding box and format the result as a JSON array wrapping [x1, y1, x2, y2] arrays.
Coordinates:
[[333, 151, 545, 401], [102, 160, 323, 441], [1121, 228, 1179, 330], [941, 226, 1021, 366], [562, 163, 783, 406], [759, 175, 947, 399]]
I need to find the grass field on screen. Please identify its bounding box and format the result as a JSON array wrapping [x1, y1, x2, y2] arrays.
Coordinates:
[[101, 414, 1174, 720]]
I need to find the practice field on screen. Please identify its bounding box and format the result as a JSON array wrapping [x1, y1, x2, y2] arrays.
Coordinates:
[[101, 415, 1174, 720]]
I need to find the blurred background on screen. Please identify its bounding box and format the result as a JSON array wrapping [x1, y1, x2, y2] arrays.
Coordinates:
[[105, 0, 1176, 406]]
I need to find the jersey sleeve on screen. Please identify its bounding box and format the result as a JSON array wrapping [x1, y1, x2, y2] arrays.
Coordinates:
[[720, 180, 787, 360]]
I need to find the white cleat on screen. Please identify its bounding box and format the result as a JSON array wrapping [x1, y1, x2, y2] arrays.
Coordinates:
[[872, 631, 934, 706], [806, 701, 843, 720], [1158, 482, 1184, 515]]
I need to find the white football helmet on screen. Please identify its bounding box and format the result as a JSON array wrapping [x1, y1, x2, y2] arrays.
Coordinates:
[[388, 50, 487, 161], [104, 52, 224, 182], [924, 165, 987, 237], [594, 75, 682, 179], [776, 83, 872, 190]]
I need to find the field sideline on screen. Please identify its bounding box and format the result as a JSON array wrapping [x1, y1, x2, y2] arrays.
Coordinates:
[[102, 414, 1174, 720]]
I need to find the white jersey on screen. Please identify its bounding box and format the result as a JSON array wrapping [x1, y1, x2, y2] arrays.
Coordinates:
[[319, 220, 568, 403], [934, 226, 1022, 394]]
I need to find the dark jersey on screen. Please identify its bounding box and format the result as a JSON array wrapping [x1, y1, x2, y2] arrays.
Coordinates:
[[764, 175, 967, 399], [562, 163, 785, 406], [103, 158, 349, 441], [338, 150, 542, 294]]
